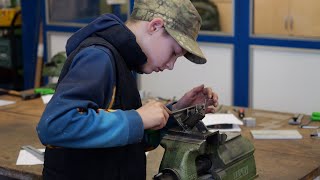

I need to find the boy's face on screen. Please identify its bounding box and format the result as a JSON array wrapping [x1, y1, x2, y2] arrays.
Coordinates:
[[138, 19, 186, 74]]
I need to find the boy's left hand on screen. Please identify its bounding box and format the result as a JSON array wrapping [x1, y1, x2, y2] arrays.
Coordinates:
[[173, 84, 218, 113]]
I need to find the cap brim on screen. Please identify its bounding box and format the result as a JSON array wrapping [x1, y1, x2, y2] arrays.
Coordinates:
[[165, 28, 207, 64]]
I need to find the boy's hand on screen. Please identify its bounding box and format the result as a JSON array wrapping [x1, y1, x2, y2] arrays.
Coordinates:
[[173, 84, 219, 113], [137, 100, 171, 130]]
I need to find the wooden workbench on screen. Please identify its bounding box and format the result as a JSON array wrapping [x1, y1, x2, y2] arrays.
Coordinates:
[[146, 108, 320, 180], [0, 95, 319, 180]]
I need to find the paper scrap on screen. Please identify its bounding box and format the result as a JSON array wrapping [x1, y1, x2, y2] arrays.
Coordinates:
[[202, 113, 244, 126], [0, 99, 15, 106], [251, 130, 302, 140], [41, 94, 53, 104], [16, 149, 45, 165]]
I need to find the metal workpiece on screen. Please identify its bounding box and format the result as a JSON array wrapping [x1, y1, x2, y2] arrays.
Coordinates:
[[288, 114, 303, 125], [171, 103, 206, 132]]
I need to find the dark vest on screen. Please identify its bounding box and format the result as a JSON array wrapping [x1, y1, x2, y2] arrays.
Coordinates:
[[43, 36, 146, 180]]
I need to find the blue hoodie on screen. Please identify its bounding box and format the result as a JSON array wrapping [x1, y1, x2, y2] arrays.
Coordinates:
[[37, 14, 148, 148]]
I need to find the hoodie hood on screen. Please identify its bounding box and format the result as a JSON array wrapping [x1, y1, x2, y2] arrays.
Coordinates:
[[66, 14, 147, 70]]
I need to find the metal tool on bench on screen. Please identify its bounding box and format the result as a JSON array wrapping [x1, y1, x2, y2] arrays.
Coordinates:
[[288, 114, 303, 125], [154, 102, 257, 180], [0, 88, 40, 100]]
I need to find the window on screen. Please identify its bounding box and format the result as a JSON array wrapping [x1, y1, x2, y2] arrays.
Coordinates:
[[46, 0, 129, 26], [192, 0, 234, 34], [253, 0, 320, 38]]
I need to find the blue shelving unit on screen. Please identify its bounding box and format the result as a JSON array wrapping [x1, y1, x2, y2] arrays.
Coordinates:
[[21, 0, 41, 89]]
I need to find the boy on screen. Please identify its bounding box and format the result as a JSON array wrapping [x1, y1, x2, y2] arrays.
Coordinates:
[[37, 0, 219, 179]]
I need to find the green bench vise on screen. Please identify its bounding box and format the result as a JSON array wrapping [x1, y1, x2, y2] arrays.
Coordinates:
[[154, 104, 257, 180]]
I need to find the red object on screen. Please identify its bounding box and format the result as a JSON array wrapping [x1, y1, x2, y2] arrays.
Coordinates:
[[239, 108, 245, 119]]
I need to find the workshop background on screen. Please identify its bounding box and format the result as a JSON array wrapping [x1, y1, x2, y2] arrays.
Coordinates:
[[1, 0, 320, 115]]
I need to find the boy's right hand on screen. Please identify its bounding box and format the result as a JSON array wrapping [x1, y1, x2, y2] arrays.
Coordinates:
[[136, 100, 171, 130]]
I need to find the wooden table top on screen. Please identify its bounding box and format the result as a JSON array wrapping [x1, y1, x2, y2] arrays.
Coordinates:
[[0, 95, 319, 180], [0, 95, 44, 179]]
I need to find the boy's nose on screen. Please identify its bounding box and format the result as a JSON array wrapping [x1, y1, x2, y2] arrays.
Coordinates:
[[166, 59, 176, 70]]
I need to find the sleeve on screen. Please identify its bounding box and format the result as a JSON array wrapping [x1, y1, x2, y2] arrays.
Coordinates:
[[36, 46, 144, 148]]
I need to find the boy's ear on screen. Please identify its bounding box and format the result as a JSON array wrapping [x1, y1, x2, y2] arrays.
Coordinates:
[[147, 18, 164, 34]]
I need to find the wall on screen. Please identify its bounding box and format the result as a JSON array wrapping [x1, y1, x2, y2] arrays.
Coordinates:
[[250, 46, 320, 115], [47, 32, 72, 58], [47, 33, 320, 115]]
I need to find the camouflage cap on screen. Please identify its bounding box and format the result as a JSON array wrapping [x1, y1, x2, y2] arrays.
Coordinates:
[[131, 0, 207, 64]]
